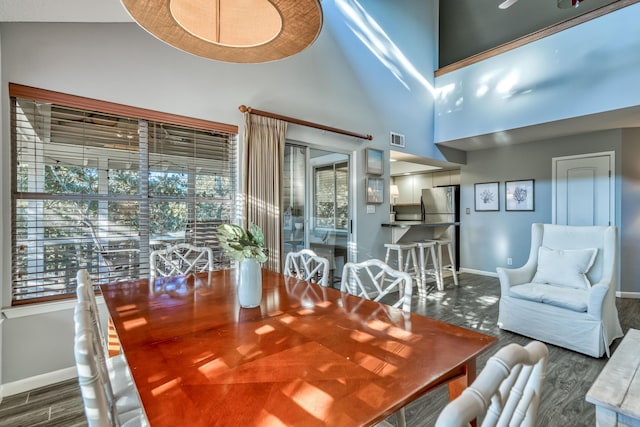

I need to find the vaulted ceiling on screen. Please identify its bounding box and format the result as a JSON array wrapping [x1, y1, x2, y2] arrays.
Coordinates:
[[2, 0, 639, 160], [439, 0, 618, 67]]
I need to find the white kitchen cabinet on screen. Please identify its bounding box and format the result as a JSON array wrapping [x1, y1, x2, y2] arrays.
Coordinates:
[[394, 175, 415, 204], [450, 170, 460, 185], [413, 174, 432, 202], [393, 170, 460, 204], [432, 171, 451, 187]]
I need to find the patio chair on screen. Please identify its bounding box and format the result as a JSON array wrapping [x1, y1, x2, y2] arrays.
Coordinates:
[[82, 219, 139, 282]]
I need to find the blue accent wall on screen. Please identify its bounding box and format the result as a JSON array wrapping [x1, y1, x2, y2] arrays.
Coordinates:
[[435, 3, 640, 143]]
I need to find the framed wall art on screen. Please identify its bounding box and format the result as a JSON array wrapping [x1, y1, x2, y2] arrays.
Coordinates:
[[505, 179, 535, 211], [474, 182, 499, 211], [365, 148, 383, 175], [366, 177, 384, 204]]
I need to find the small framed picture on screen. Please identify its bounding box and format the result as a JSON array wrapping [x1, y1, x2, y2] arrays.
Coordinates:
[[474, 182, 499, 211], [365, 148, 384, 175], [366, 177, 384, 204], [506, 179, 535, 211]]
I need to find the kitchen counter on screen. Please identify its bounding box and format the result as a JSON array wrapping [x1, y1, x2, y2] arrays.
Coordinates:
[[382, 221, 460, 228], [382, 221, 459, 244]]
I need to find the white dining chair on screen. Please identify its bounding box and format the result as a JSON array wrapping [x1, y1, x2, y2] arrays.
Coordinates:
[[340, 259, 413, 312], [76, 270, 133, 391], [340, 258, 412, 427], [435, 340, 549, 427], [74, 302, 148, 427], [76, 270, 109, 354], [283, 249, 331, 286], [76, 270, 143, 413], [149, 243, 214, 279]]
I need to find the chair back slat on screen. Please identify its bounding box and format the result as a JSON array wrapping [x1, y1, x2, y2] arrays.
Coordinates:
[[74, 301, 120, 427], [284, 249, 331, 286], [340, 259, 412, 312], [150, 243, 214, 279], [77, 270, 109, 361], [436, 341, 548, 427]]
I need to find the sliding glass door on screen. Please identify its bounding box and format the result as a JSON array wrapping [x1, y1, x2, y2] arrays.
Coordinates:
[[283, 144, 351, 286], [283, 145, 307, 254]]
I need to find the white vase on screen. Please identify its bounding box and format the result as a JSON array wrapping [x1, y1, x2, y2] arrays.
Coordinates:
[[238, 258, 262, 308]]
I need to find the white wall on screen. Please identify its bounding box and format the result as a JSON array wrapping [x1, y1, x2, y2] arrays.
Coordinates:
[[620, 128, 640, 297], [0, 26, 4, 400], [0, 0, 439, 390], [434, 3, 640, 143]]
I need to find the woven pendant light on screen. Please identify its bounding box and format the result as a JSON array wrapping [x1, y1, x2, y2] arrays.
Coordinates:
[[121, 0, 323, 63]]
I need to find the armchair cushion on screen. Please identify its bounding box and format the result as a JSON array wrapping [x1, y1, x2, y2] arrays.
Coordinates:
[[510, 283, 589, 312], [531, 246, 597, 289]]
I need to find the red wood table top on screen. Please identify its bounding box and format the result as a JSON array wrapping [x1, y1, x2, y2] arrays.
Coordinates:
[[100, 269, 496, 427]]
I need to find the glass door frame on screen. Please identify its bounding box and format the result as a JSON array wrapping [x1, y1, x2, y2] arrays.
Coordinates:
[[283, 140, 354, 282]]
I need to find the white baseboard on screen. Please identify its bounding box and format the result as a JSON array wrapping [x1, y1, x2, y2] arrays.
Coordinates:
[[460, 267, 498, 278], [2, 366, 77, 397], [617, 291, 640, 299]]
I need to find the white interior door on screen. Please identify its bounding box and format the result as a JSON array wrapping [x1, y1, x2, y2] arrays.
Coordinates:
[[552, 152, 614, 226]]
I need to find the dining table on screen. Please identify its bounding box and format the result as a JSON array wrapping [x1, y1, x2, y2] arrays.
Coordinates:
[[100, 269, 497, 427]]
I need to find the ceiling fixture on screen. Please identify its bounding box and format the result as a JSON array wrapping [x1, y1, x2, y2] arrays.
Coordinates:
[[499, 0, 584, 9], [121, 0, 323, 63], [557, 0, 584, 8], [498, 0, 519, 9]]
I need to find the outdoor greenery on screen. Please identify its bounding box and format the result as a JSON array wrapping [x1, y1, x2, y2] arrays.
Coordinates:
[[22, 164, 232, 238], [12, 97, 237, 302], [314, 162, 348, 229]]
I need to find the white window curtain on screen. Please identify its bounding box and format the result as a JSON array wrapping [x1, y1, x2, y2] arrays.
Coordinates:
[[243, 113, 287, 272]]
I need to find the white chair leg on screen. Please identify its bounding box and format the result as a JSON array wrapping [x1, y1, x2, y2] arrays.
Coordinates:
[[446, 242, 459, 286], [408, 247, 420, 296], [429, 244, 442, 291], [417, 246, 427, 297], [436, 242, 444, 290], [397, 407, 406, 427]]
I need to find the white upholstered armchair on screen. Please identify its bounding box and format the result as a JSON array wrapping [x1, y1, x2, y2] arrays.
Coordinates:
[[497, 223, 623, 358]]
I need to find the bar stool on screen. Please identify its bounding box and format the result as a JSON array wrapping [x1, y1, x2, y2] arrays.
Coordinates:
[[383, 242, 420, 284], [430, 238, 459, 288], [415, 241, 441, 293]]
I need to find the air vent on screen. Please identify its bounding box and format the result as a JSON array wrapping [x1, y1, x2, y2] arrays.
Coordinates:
[[390, 132, 405, 148]]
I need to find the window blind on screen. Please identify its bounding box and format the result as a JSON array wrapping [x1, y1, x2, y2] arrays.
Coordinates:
[[11, 88, 237, 304], [314, 162, 348, 230]]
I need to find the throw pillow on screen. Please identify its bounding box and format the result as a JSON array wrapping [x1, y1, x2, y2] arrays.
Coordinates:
[[531, 246, 598, 289]]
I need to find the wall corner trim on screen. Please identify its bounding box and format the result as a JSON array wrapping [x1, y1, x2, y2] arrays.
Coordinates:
[[459, 268, 498, 278], [2, 366, 77, 397]]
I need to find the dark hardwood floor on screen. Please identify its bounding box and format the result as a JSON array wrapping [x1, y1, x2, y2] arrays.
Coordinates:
[[1, 273, 638, 426]]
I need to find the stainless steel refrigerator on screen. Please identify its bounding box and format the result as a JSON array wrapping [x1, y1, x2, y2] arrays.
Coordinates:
[[421, 186, 460, 270]]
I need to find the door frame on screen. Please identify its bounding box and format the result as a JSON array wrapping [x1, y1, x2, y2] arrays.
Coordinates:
[[284, 140, 355, 267], [551, 151, 615, 225]]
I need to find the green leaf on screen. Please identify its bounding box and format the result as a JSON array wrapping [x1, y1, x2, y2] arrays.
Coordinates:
[[215, 222, 268, 262]]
